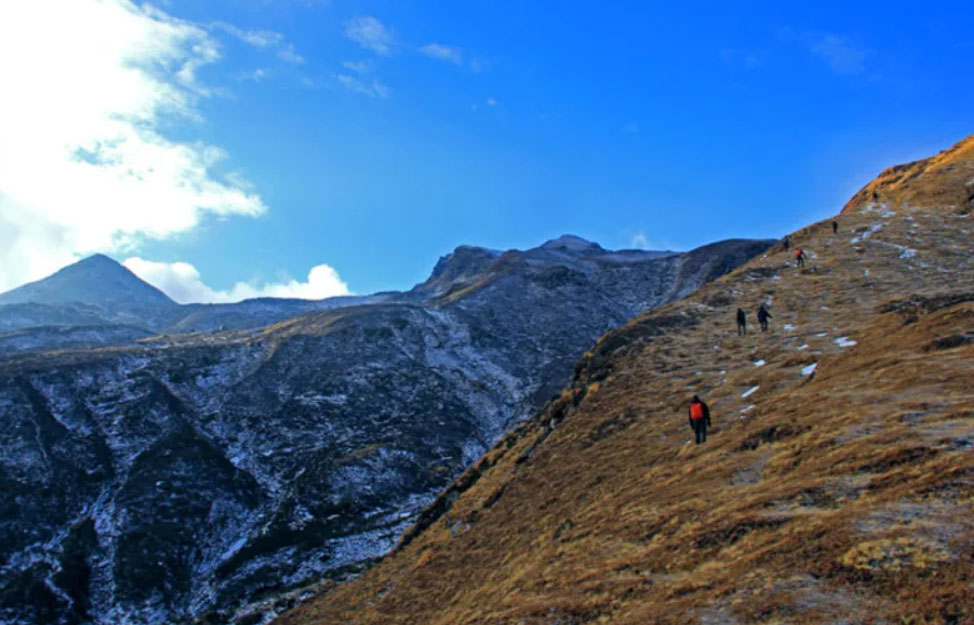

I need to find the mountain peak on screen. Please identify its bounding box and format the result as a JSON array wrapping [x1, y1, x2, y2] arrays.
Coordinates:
[[412, 245, 502, 296], [78, 252, 116, 264], [539, 235, 604, 253], [0, 254, 176, 309]]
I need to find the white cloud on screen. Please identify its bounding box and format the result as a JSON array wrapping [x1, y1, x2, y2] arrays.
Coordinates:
[[342, 59, 374, 74], [210, 20, 304, 64], [240, 68, 270, 82], [124, 257, 351, 303], [337, 59, 388, 97], [808, 34, 866, 75], [277, 43, 305, 64], [629, 232, 679, 252], [210, 22, 284, 48], [0, 0, 268, 292], [419, 43, 462, 64], [345, 16, 394, 55], [486, 97, 497, 107], [337, 74, 390, 98]]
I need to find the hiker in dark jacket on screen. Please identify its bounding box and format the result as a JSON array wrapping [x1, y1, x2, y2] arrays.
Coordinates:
[[832, 220, 839, 234], [688, 395, 712, 445], [783, 236, 790, 251], [736, 308, 747, 335], [757, 304, 772, 332]]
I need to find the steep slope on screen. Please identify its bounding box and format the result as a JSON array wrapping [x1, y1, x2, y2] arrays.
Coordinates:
[[278, 140, 974, 624], [0, 237, 770, 625], [842, 134, 974, 214]]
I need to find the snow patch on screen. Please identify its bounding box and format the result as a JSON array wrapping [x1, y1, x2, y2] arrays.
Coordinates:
[[753, 360, 766, 367], [783, 324, 796, 331], [835, 336, 857, 348], [899, 248, 917, 259], [863, 203, 896, 219], [850, 221, 885, 244], [741, 385, 760, 399], [801, 363, 818, 376], [797, 343, 809, 351]]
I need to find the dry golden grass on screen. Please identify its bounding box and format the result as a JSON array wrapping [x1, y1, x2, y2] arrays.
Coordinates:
[[275, 140, 974, 625], [842, 134, 974, 214]]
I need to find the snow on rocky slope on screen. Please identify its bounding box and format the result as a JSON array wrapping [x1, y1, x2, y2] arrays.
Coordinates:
[[0, 235, 771, 625]]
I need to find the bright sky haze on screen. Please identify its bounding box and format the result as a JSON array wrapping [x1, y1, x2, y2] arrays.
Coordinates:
[[1, 0, 971, 302]]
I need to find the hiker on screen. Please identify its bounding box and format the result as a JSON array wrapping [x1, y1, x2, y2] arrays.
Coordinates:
[[783, 236, 790, 251], [795, 248, 806, 268], [832, 220, 839, 234], [757, 304, 771, 332], [736, 308, 747, 335], [688, 395, 712, 445]]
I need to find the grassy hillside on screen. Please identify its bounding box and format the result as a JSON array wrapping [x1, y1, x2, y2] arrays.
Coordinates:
[[275, 137, 974, 625]]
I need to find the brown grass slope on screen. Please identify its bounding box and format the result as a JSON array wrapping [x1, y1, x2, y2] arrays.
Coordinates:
[[276, 140, 974, 625], [842, 134, 974, 215]]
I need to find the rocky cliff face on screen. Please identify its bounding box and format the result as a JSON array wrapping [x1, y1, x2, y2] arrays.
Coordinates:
[[0, 236, 771, 625], [276, 138, 974, 625]]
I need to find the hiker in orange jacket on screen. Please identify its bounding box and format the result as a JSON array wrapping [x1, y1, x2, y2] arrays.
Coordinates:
[[688, 395, 712, 445], [795, 248, 806, 268]]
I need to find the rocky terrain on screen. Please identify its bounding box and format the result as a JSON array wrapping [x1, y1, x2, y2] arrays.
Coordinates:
[[276, 136, 974, 625], [0, 235, 771, 624]]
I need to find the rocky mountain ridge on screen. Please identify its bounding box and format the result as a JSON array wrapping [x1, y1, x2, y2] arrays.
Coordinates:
[[0, 237, 690, 355], [0, 234, 772, 625], [276, 135, 974, 625]]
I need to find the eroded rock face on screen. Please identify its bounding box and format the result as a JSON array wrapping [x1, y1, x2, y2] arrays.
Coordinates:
[[0, 237, 772, 624]]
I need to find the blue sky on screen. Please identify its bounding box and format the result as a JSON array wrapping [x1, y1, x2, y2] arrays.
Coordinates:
[[1, 1, 972, 301]]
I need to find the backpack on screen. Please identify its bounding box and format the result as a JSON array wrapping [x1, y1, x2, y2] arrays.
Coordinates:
[[690, 402, 705, 420]]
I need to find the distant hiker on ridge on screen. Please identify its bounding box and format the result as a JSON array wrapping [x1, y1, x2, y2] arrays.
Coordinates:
[[832, 220, 839, 234], [736, 308, 747, 336], [796, 248, 807, 268], [688, 395, 712, 445], [783, 236, 790, 251], [757, 304, 772, 332]]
